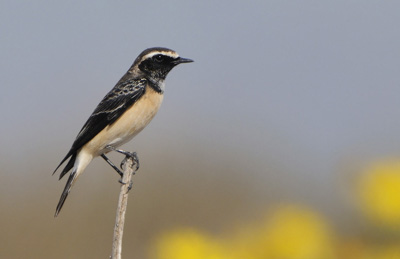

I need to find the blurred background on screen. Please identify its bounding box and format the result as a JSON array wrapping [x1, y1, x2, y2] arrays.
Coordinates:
[[2, 1, 400, 258]]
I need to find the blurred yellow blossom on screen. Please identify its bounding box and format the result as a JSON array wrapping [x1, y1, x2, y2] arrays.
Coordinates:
[[151, 228, 227, 259], [257, 204, 336, 259], [150, 205, 337, 259], [148, 159, 400, 259], [358, 159, 400, 227]]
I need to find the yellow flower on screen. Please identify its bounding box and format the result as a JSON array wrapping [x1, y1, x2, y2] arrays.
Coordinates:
[[359, 159, 400, 227], [150, 228, 227, 259], [258, 204, 335, 259], [149, 205, 336, 259]]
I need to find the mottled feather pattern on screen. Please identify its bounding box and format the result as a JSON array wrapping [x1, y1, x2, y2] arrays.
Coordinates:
[[72, 78, 147, 152], [92, 78, 147, 116], [52, 78, 146, 177]]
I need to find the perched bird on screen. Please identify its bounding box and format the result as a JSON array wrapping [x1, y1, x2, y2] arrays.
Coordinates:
[[53, 47, 193, 216]]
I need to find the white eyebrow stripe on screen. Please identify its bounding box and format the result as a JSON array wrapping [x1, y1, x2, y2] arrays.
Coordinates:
[[142, 51, 179, 60]]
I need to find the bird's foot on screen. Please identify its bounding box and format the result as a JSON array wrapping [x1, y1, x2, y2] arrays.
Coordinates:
[[120, 152, 139, 172], [105, 145, 139, 171]]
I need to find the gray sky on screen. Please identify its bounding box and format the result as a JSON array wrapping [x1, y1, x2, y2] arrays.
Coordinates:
[[2, 0, 400, 200], [2, 1, 400, 257]]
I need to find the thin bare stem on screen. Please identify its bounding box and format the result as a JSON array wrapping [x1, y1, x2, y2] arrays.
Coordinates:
[[110, 156, 136, 259]]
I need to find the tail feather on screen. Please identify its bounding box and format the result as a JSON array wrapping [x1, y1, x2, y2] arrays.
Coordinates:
[[55, 170, 77, 217], [54, 150, 93, 217], [53, 149, 75, 176], [59, 153, 77, 180]]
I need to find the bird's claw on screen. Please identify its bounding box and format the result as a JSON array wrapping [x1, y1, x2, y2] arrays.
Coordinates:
[[119, 151, 139, 172], [105, 145, 139, 173]]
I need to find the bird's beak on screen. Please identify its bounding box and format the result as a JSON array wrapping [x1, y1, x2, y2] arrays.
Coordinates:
[[174, 57, 194, 64]]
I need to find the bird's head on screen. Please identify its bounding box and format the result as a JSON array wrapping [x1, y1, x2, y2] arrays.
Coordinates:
[[132, 47, 193, 81]]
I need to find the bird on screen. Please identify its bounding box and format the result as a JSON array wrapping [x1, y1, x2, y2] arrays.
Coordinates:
[[53, 47, 193, 217]]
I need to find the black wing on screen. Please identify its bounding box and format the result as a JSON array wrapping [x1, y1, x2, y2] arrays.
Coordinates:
[[53, 78, 147, 177], [73, 78, 147, 150]]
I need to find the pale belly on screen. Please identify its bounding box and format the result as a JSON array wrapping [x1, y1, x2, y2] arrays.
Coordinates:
[[82, 87, 164, 156]]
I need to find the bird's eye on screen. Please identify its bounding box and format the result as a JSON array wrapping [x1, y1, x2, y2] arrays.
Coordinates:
[[153, 54, 164, 63]]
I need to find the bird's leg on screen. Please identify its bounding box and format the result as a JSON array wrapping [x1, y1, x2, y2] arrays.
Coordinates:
[[101, 154, 123, 178], [101, 154, 128, 185], [105, 145, 140, 172]]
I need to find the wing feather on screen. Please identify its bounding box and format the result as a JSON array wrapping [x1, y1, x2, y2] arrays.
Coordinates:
[[54, 78, 147, 177], [72, 78, 147, 152]]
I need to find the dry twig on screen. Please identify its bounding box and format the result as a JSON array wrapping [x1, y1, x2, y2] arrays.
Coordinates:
[[110, 156, 137, 259]]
